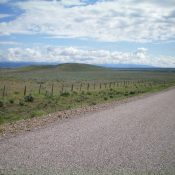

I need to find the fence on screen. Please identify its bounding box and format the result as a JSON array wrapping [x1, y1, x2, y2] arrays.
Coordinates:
[[0, 80, 166, 98]]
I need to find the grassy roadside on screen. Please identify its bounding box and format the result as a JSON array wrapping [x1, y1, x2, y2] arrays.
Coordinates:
[[0, 80, 174, 126]]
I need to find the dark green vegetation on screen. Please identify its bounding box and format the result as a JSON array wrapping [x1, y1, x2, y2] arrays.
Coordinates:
[[0, 63, 175, 125]]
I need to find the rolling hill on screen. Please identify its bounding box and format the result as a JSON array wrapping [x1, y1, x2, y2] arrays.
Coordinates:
[[55, 63, 105, 71], [1, 63, 175, 82], [13, 63, 107, 73]]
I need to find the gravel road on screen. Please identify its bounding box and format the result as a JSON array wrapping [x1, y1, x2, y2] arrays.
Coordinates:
[[0, 89, 175, 174]]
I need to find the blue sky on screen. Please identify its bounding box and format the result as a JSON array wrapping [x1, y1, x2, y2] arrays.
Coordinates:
[[0, 0, 175, 67]]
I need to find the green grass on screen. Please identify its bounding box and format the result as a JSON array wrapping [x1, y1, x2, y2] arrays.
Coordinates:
[[0, 63, 175, 125]]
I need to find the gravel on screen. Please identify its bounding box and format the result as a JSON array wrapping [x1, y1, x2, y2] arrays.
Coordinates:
[[0, 88, 175, 174]]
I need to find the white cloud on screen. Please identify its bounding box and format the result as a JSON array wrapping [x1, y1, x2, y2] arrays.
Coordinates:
[[6, 47, 42, 62], [0, 14, 11, 19], [1, 46, 175, 67], [137, 0, 175, 7], [0, 0, 175, 42], [0, 41, 21, 45], [60, 0, 86, 6]]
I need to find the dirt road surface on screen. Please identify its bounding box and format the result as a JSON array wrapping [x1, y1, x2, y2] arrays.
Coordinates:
[[0, 89, 175, 174]]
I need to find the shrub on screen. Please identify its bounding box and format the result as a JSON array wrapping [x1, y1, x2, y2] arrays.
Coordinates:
[[75, 98, 81, 102], [86, 92, 92, 95], [139, 90, 145, 93], [124, 92, 129, 96], [0, 100, 4, 107], [81, 91, 85, 95], [104, 97, 108, 101], [108, 91, 114, 96], [14, 91, 19, 95], [89, 101, 96, 106], [19, 100, 24, 106], [45, 93, 54, 99], [9, 99, 14, 104], [60, 91, 70, 97], [0, 128, 5, 133], [30, 110, 45, 118], [24, 94, 34, 102], [67, 105, 71, 109], [129, 91, 136, 95], [115, 91, 121, 95], [109, 95, 113, 98], [72, 91, 78, 95]]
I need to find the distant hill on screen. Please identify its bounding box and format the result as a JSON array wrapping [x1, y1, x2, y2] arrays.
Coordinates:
[[0, 63, 108, 74], [0, 62, 105, 71], [0, 62, 155, 69], [14, 63, 105, 73], [17, 65, 57, 72], [56, 63, 105, 71], [0, 62, 49, 68], [102, 64, 155, 68]]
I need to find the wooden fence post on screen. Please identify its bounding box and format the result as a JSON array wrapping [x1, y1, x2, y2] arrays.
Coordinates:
[[71, 84, 74, 92], [51, 84, 54, 96], [2, 85, 5, 97], [24, 85, 26, 96], [61, 84, 64, 93], [39, 84, 41, 94]]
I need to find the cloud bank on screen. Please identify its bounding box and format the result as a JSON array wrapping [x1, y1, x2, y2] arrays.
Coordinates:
[[1, 46, 174, 67]]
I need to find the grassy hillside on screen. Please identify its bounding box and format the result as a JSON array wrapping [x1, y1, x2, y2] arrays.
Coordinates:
[[0, 63, 109, 81], [56, 63, 105, 71], [1, 63, 175, 82], [5, 63, 105, 72]]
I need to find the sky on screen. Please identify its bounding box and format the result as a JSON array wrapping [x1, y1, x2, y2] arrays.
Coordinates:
[[0, 0, 175, 67]]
